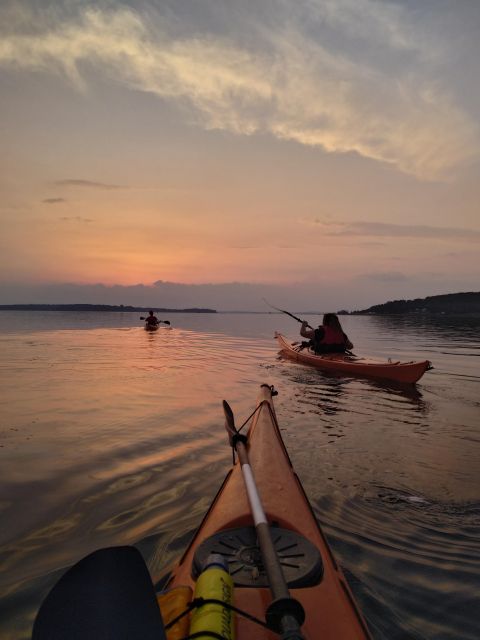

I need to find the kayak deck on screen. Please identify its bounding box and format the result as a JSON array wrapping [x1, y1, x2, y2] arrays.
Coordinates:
[[163, 384, 371, 639], [275, 332, 432, 384]]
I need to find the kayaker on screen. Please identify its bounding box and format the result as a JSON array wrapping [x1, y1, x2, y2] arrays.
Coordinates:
[[145, 310, 159, 328], [300, 313, 354, 354]]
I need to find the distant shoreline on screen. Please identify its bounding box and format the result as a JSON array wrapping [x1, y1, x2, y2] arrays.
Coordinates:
[[0, 304, 217, 313], [2, 292, 479, 315], [350, 291, 480, 315]]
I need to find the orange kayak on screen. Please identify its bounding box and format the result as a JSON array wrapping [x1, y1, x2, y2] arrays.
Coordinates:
[[275, 332, 432, 384], [144, 320, 171, 331], [161, 384, 372, 639], [32, 385, 371, 639]]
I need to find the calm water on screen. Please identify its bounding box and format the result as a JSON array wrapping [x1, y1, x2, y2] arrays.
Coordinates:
[[0, 311, 479, 639]]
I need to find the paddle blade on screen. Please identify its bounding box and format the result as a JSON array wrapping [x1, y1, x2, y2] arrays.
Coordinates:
[[32, 546, 166, 640], [162, 320, 171, 325], [223, 400, 237, 446]]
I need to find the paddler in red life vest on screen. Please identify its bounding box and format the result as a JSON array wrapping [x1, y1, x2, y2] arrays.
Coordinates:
[[300, 313, 354, 354], [145, 310, 159, 327]]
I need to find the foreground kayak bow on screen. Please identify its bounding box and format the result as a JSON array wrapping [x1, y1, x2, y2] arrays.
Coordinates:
[[33, 385, 371, 639], [275, 332, 432, 384], [160, 384, 371, 639]]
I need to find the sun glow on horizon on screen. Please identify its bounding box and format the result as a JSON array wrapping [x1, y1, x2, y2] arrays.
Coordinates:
[[0, 1, 479, 308]]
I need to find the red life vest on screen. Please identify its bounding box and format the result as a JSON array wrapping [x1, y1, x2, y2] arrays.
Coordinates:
[[312, 325, 347, 353], [321, 325, 345, 345]]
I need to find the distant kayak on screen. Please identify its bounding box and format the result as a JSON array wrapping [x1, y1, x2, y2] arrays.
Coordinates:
[[275, 332, 432, 384], [144, 321, 171, 331]]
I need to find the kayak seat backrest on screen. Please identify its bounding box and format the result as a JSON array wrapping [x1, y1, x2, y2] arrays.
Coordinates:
[[32, 546, 167, 640], [191, 526, 323, 588]]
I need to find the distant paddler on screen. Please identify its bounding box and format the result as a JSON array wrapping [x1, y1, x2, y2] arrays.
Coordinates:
[[140, 311, 171, 331]]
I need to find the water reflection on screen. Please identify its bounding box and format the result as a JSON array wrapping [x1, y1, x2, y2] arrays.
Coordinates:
[[0, 314, 479, 640], [278, 362, 428, 416], [316, 490, 480, 640], [367, 313, 480, 349]]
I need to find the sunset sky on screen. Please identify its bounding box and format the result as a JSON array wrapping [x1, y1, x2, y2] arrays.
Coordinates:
[[1, 0, 479, 311]]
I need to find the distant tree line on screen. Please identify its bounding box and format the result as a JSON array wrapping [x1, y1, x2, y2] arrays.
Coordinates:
[[351, 292, 480, 315], [0, 304, 217, 313]]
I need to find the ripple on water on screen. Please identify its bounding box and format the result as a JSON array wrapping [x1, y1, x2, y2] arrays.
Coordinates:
[[0, 316, 479, 640], [314, 490, 480, 640]]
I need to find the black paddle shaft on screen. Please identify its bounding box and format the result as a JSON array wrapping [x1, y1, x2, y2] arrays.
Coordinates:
[[262, 299, 313, 331], [139, 317, 170, 325]]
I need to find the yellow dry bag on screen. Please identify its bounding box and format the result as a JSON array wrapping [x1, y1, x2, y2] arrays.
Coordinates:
[[189, 553, 235, 640]]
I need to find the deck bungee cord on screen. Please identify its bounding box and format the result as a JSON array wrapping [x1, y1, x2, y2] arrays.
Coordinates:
[[163, 596, 273, 635]]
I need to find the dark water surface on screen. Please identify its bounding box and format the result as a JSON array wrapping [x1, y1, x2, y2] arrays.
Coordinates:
[[0, 311, 479, 639]]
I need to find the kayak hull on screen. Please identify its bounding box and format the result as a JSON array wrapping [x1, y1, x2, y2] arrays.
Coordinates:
[[163, 384, 371, 639], [275, 332, 431, 384], [145, 324, 159, 332]]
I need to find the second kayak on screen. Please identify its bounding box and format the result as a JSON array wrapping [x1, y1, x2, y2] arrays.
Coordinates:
[[275, 332, 432, 384]]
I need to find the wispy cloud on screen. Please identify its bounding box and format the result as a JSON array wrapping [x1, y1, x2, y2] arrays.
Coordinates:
[[60, 216, 94, 223], [360, 271, 409, 283], [0, 2, 478, 179], [54, 179, 124, 190], [42, 197, 65, 204], [307, 219, 480, 241]]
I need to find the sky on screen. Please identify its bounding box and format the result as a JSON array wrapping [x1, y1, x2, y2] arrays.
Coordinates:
[[1, 0, 479, 311]]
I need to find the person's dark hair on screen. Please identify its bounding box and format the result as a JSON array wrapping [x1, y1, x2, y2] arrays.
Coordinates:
[[322, 313, 342, 331], [149, 310, 154, 315]]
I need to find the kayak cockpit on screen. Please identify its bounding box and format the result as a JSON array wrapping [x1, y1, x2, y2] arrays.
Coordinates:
[[191, 525, 324, 588]]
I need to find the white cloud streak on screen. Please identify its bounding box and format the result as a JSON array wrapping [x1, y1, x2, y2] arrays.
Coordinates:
[[307, 219, 480, 240], [54, 179, 124, 189], [0, 1, 478, 179]]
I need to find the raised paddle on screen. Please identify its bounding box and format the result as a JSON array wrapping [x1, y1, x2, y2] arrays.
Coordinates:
[[223, 396, 305, 640], [262, 298, 313, 330]]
